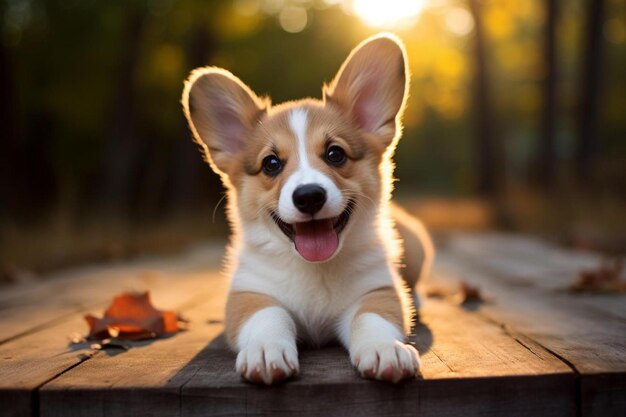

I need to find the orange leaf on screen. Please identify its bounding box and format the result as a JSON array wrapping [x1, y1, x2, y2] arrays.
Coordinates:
[[570, 259, 626, 293], [85, 291, 183, 340]]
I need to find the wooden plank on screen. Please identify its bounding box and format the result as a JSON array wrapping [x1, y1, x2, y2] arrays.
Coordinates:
[[178, 298, 574, 417], [7, 247, 575, 417], [581, 373, 626, 417], [436, 243, 626, 373], [39, 276, 229, 417], [7, 234, 619, 416], [0, 269, 220, 417], [433, 235, 626, 416], [418, 299, 572, 378], [0, 244, 224, 345], [0, 272, 158, 345], [181, 373, 574, 417], [0, 389, 32, 417], [447, 233, 626, 319]]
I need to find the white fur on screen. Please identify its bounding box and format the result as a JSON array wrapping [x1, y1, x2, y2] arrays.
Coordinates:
[[233, 103, 409, 343], [233, 230, 396, 345], [345, 312, 420, 382], [277, 109, 343, 224], [231, 104, 417, 383], [290, 108, 309, 166], [185, 34, 431, 385], [236, 306, 299, 384]]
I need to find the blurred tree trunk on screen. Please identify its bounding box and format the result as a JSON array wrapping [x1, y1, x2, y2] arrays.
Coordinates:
[[168, 21, 222, 212], [576, 0, 605, 186], [99, 7, 146, 215], [469, 0, 502, 197], [0, 41, 18, 217], [0, 42, 56, 220], [538, 0, 558, 189]]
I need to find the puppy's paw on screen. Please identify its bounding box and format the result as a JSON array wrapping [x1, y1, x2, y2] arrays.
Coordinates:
[[351, 340, 420, 383], [236, 342, 299, 385]]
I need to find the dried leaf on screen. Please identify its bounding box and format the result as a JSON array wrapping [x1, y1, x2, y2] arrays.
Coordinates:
[[85, 291, 184, 341], [459, 281, 486, 304], [569, 259, 626, 294]]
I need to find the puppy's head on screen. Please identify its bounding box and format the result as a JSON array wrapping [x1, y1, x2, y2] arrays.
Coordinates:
[[182, 34, 408, 263]]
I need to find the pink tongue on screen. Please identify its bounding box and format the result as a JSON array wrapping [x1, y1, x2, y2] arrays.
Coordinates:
[[294, 219, 338, 262]]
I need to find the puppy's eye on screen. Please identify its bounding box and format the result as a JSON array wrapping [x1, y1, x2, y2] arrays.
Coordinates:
[[262, 155, 283, 176], [325, 145, 347, 167]]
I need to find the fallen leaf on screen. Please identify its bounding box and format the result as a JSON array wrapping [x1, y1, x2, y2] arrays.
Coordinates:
[[85, 291, 184, 341], [424, 281, 490, 305], [569, 259, 626, 293], [90, 338, 131, 351], [459, 281, 486, 304]]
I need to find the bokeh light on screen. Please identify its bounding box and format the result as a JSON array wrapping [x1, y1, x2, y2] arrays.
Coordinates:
[[279, 6, 308, 33], [351, 0, 425, 28], [445, 7, 474, 37]]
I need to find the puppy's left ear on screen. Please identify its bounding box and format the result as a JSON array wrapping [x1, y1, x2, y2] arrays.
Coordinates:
[[324, 33, 409, 149]]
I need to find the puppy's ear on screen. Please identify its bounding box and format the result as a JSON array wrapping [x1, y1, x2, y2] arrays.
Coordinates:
[[324, 34, 409, 149], [182, 67, 268, 177]]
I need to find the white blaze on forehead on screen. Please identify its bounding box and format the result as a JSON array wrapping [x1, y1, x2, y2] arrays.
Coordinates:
[[277, 108, 344, 224], [289, 108, 310, 169]]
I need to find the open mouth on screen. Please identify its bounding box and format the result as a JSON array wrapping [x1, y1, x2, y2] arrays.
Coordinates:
[[271, 200, 355, 262]]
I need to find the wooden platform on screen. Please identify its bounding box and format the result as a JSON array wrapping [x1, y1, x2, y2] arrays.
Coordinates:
[[1, 234, 624, 417]]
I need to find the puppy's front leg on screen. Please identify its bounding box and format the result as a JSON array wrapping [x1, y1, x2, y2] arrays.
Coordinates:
[[339, 287, 420, 383], [225, 291, 299, 385]]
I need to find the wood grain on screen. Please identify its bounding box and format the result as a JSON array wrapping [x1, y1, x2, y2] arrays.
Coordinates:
[[39, 297, 575, 417], [1, 234, 624, 416], [434, 234, 626, 416], [0, 244, 224, 345], [176, 297, 575, 417], [446, 233, 626, 319], [1, 268, 221, 417]]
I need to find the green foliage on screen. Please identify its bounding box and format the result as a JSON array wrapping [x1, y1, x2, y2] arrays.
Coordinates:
[[2, 0, 625, 213]]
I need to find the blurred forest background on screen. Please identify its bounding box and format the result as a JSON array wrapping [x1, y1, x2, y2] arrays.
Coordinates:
[[1, 0, 625, 278]]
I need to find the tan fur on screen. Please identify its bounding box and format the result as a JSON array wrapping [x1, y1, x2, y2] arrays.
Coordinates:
[[182, 36, 411, 240], [235, 107, 301, 223], [354, 286, 409, 335], [181, 35, 433, 368], [215, 99, 388, 230], [305, 104, 383, 204], [182, 67, 269, 181], [225, 291, 278, 348], [324, 34, 409, 151]]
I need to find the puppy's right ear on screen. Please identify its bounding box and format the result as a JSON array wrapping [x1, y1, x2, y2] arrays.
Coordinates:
[[182, 67, 268, 178]]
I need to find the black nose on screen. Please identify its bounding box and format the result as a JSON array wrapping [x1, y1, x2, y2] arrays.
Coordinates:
[[292, 184, 326, 215]]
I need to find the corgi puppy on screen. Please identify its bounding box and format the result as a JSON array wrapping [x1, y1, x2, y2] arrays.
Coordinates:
[[182, 33, 434, 385]]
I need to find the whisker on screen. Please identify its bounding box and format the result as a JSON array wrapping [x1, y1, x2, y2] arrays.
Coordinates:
[[339, 189, 377, 211], [254, 201, 277, 219], [212, 193, 227, 224]]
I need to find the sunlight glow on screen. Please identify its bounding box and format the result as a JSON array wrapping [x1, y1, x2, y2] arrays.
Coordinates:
[[352, 0, 424, 28], [445, 7, 474, 36]]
